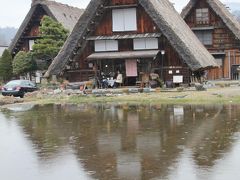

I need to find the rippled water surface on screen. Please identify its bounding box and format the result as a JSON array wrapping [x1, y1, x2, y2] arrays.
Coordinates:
[[1, 104, 240, 180]]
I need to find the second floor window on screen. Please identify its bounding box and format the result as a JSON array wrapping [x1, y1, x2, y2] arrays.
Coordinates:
[[94, 40, 118, 52], [112, 8, 137, 32], [196, 8, 209, 24], [29, 40, 35, 51], [133, 38, 158, 50]]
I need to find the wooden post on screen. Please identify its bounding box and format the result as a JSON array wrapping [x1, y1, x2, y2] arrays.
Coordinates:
[[228, 51, 231, 79]]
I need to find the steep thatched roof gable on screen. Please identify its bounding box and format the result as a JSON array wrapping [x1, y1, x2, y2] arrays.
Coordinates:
[[9, 0, 84, 53], [45, 0, 217, 77], [32, 0, 83, 31], [181, 0, 240, 40], [139, 0, 217, 70]]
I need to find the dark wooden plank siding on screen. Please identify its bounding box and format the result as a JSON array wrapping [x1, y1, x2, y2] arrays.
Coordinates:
[[162, 38, 190, 84], [94, 10, 113, 36], [67, 1, 191, 83], [94, 5, 158, 36], [185, 0, 238, 51], [119, 39, 133, 51], [66, 70, 95, 82], [184, 0, 240, 80], [137, 6, 158, 34], [16, 6, 46, 53], [67, 41, 96, 82], [111, 0, 137, 5]]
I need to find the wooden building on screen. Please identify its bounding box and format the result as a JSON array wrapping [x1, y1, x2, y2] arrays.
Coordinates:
[[45, 0, 217, 86], [8, 0, 84, 56], [182, 0, 240, 80]]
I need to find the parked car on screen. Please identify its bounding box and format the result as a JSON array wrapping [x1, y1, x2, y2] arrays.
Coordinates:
[[2, 80, 37, 98]]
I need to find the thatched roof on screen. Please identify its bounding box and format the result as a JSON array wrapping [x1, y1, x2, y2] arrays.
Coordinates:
[[0, 45, 8, 48], [9, 0, 84, 53], [45, 0, 217, 77], [87, 50, 160, 60], [87, 33, 162, 40], [181, 0, 240, 40]]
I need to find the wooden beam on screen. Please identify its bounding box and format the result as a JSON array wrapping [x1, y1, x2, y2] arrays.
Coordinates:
[[105, 4, 138, 9]]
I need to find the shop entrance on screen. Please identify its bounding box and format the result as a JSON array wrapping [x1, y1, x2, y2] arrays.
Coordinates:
[[95, 58, 152, 87]]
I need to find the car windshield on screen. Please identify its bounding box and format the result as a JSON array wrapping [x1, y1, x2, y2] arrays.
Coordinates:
[[4, 80, 36, 88], [5, 80, 22, 87]]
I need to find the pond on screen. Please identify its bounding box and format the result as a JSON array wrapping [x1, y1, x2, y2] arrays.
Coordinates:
[[0, 103, 240, 180]]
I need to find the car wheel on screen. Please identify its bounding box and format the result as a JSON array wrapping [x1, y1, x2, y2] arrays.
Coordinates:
[[19, 93, 24, 98]]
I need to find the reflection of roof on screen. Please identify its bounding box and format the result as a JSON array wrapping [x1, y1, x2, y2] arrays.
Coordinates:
[[87, 50, 159, 60], [9, 0, 84, 53], [181, 0, 240, 40], [6, 104, 35, 112], [46, 0, 217, 77]]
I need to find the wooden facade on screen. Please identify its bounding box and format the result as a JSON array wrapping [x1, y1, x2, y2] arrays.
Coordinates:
[[65, 0, 191, 86], [46, 0, 217, 82], [9, 0, 83, 58], [0, 45, 8, 57], [183, 0, 240, 80], [13, 6, 45, 54]]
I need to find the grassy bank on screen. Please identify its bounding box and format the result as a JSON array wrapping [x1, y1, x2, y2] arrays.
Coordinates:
[[16, 86, 240, 106]]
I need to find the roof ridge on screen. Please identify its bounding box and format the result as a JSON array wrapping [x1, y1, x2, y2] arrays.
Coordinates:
[[31, 0, 47, 6], [31, 0, 84, 11]]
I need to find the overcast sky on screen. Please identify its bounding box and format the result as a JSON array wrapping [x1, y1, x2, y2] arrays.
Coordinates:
[[0, 0, 238, 28]]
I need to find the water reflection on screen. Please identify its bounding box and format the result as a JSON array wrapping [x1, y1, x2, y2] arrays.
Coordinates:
[[5, 103, 35, 112], [1, 104, 240, 180]]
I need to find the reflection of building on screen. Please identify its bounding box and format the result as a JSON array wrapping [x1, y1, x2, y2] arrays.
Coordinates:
[[182, 0, 240, 80], [46, 0, 217, 85], [0, 45, 8, 56], [98, 134, 121, 153], [173, 106, 184, 122], [137, 132, 161, 155], [117, 153, 141, 180], [12, 104, 240, 180]]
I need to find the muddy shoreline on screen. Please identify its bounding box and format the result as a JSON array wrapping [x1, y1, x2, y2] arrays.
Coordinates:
[[1, 85, 240, 109]]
